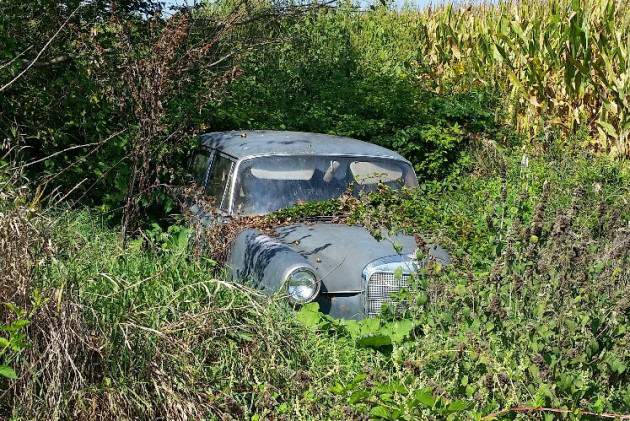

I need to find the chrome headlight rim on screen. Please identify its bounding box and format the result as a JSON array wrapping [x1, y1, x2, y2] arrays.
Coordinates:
[[284, 266, 320, 305]]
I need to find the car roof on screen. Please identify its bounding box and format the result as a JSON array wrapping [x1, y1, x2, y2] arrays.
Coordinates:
[[200, 130, 409, 162]]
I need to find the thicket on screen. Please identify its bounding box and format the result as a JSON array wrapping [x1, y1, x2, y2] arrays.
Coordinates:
[[4, 0, 629, 226], [1, 143, 629, 419], [1, 0, 629, 419], [215, 0, 630, 158]]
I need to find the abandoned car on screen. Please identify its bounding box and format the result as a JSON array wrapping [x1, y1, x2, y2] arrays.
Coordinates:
[[188, 130, 449, 319]]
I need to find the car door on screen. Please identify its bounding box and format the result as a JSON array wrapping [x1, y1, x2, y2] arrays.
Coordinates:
[[204, 152, 235, 213]]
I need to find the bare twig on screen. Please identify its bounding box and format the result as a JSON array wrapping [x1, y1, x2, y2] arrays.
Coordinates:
[[0, 5, 81, 93], [0, 46, 34, 71], [52, 177, 88, 206], [9, 135, 116, 171], [8, 128, 125, 171]]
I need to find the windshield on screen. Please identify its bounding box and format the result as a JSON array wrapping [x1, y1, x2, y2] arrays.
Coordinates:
[[233, 155, 417, 215]]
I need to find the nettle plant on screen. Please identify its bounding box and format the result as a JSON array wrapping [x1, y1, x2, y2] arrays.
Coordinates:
[[0, 296, 44, 381], [291, 150, 629, 419]]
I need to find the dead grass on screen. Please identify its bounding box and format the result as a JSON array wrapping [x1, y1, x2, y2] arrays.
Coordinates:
[[0, 199, 307, 420], [0, 199, 53, 311]]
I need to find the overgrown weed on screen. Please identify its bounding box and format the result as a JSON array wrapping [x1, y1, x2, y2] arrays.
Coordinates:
[[1, 143, 629, 420]]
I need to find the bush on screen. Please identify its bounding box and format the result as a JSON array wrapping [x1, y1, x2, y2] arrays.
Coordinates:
[[210, 6, 498, 182], [254, 142, 630, 419]]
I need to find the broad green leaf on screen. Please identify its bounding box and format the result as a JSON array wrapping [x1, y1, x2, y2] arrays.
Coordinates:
[[349, 390, 370, 404], [5, 303, 25, 317], [11, 319, 29, 330], [0, 365, 17, 380], [356, 334, 392, 348], [414, 390, 435, 408], [352, 374, 367, 385], [341, 319, 361, 338], [384, 320, 415, 343], [370, 406, 391, 419], [360, 318, 381, 335], [177, 228, 189, 249], [433, 261, 442, 274], [301, 302, 319, 312], [416, 291, 428, 305], [296, 304, 321, 329], [447, 400, 472, 412], [330, 383, 344, 394]]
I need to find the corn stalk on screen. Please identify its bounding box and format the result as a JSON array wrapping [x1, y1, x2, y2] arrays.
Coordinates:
[[353, 0, 630, 157]]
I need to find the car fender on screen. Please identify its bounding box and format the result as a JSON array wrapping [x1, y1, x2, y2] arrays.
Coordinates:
[[227, 228, 318, 295]]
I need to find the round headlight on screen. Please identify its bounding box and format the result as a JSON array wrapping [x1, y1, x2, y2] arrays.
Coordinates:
[[285, 268, 320, 304]]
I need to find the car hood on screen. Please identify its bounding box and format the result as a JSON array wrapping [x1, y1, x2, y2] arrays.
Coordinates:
[[273, 222, 417, 293]]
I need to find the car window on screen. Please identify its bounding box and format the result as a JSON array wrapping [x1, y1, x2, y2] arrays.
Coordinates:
[[191, 149, 211, 185], [233, 156, 417, 215], [350, 161, 403, 184], [205, 154, 234, 211]]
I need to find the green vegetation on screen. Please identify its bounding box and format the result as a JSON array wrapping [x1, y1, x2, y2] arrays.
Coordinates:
[[2, 144, 629, 419], [1, 0, 629, 419], [217, 0, 630, 158]]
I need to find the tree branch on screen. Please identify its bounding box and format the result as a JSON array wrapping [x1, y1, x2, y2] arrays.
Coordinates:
[[0, 46, 34, 71], [0, 5, 82, 93], [8, 129, 126, 171]]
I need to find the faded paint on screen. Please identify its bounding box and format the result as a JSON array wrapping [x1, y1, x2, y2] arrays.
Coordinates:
[[190, 131, 450, 320], [201, 130, 410, 162]]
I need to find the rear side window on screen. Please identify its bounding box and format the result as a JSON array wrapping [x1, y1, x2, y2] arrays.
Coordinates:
[[205, 154, 234, 211], [191, 149, 211, 185]]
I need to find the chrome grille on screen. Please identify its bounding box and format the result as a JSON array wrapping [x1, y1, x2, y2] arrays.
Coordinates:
[[366, 271, 412, 317]]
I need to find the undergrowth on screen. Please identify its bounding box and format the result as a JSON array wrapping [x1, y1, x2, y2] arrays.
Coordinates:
[[1, 141, 629, 420]]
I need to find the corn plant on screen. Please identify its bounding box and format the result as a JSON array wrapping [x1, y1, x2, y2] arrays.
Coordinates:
[[408, 0, 629, 157], [335, 0, 629, 157]]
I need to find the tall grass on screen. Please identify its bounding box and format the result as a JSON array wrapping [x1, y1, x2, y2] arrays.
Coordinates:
[[1, 143, 628, 419], [0, 205, 313, 419]]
